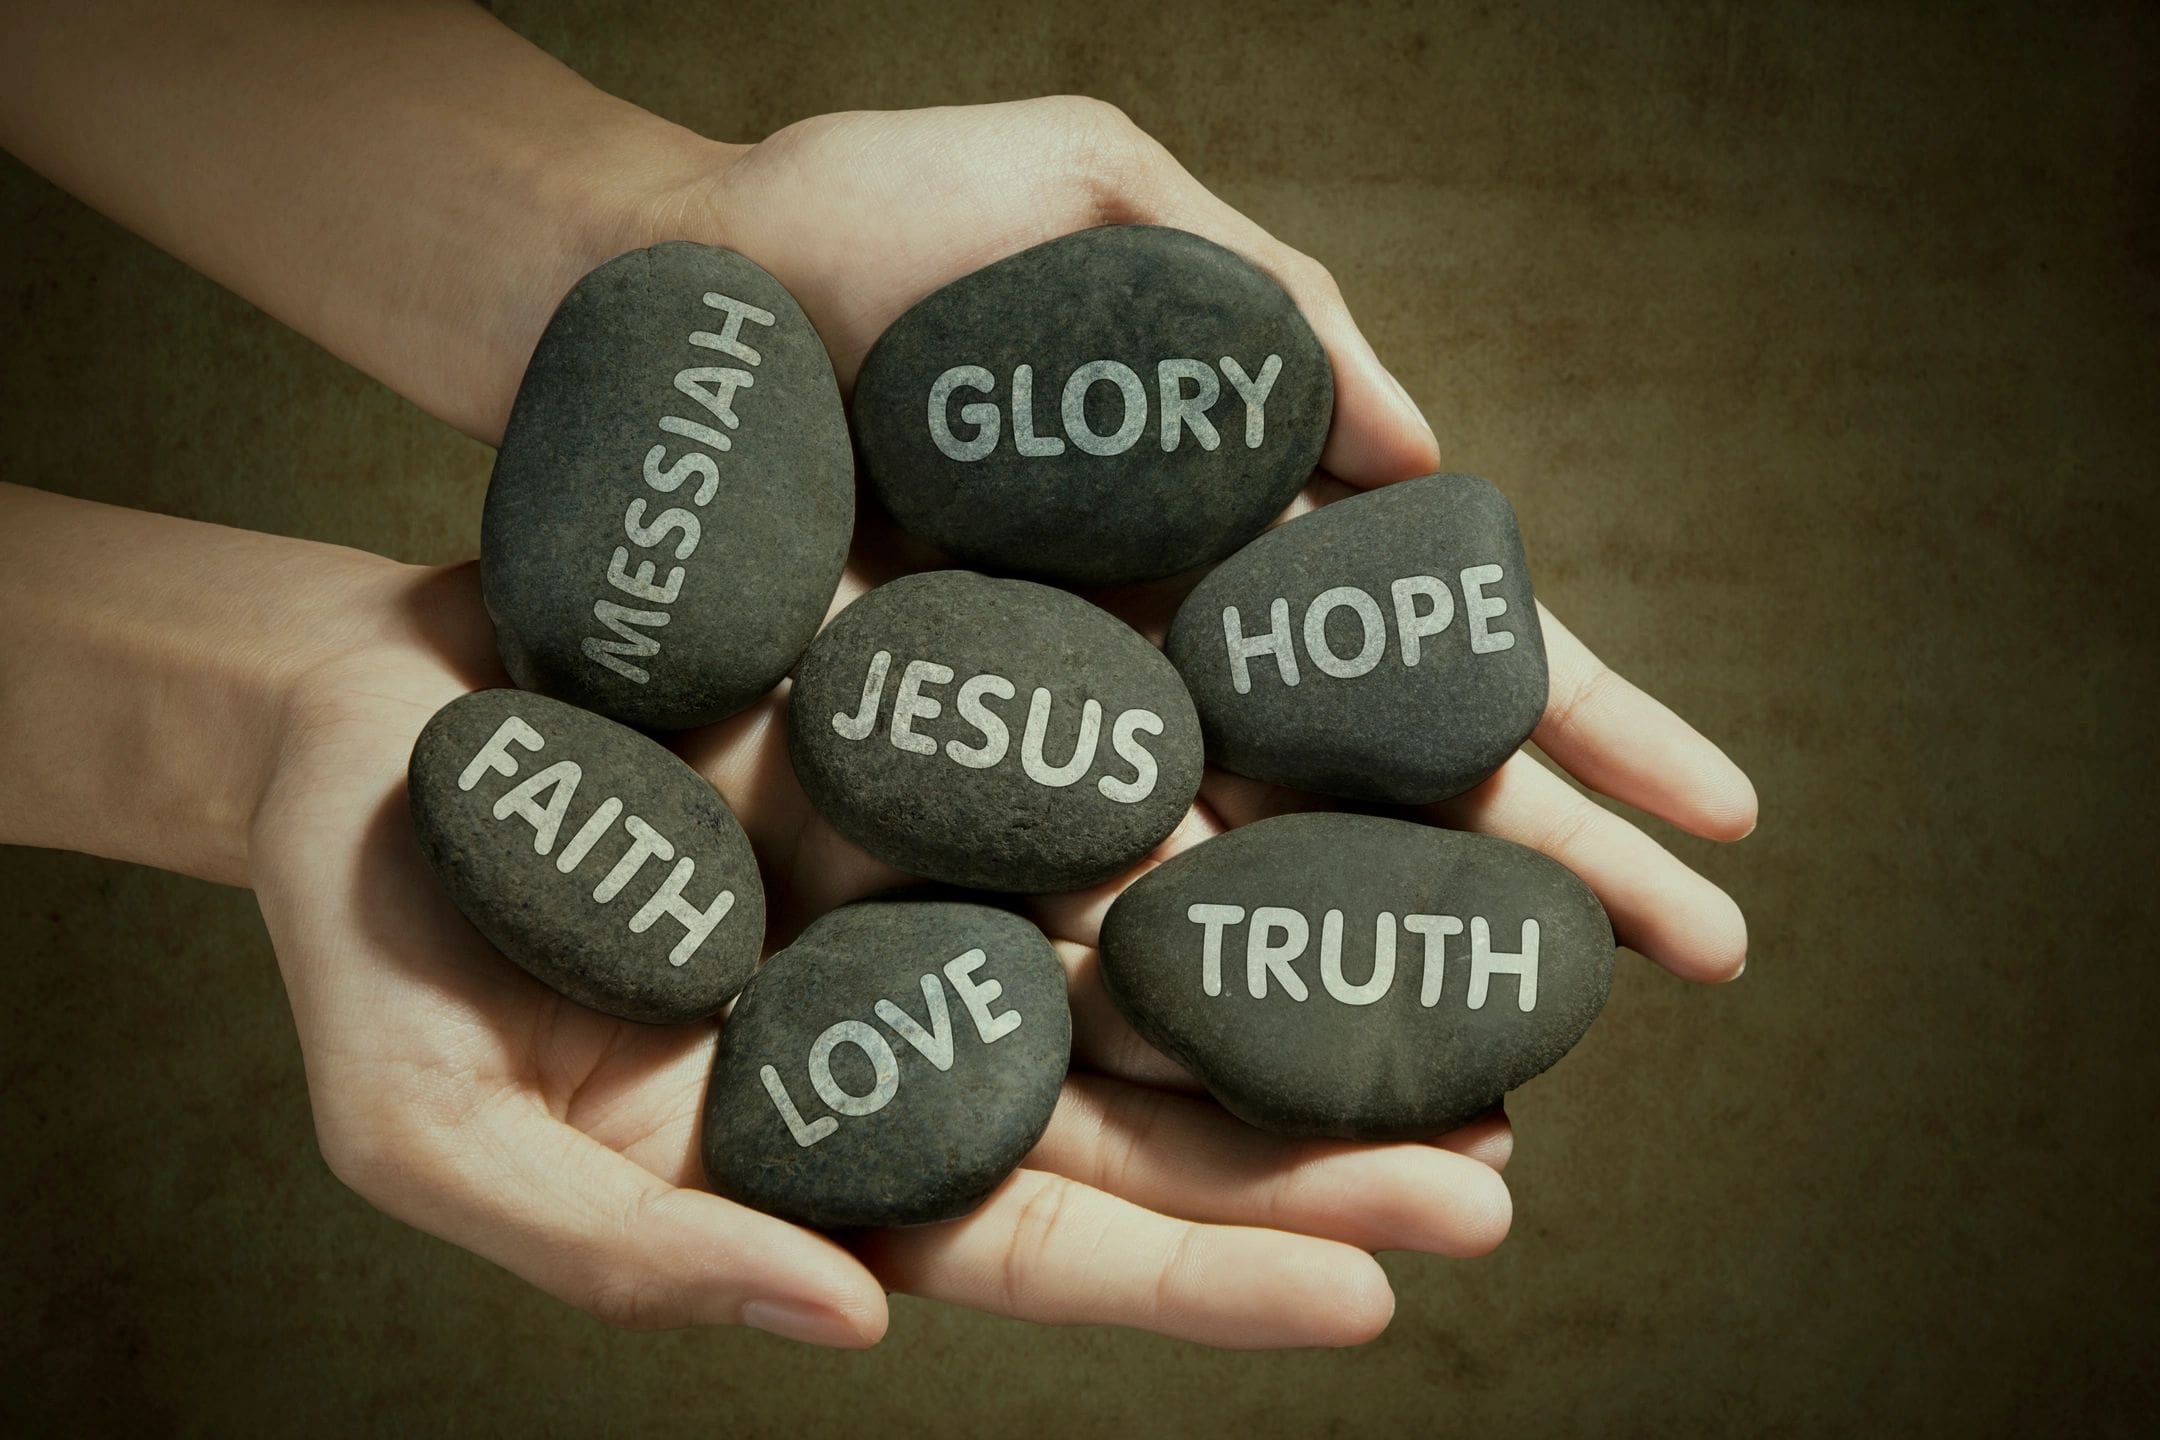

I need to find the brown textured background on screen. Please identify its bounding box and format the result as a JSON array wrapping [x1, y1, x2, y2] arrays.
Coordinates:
[[3, 1, 2155, 1433]]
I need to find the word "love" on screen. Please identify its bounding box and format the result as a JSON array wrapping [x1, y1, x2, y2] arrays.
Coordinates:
[[760, 949, 1024, 1148]]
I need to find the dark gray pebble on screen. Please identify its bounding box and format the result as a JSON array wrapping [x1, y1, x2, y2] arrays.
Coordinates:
[[1165, 473, 1548, 804], [1099, 813, 1612, 1139], [787, 570, 1204, 892], [408, 688, 764, 1023], [483, 241, 852, 731], [852, 225, 1332, 586], [702, 895, 1069, 1229]]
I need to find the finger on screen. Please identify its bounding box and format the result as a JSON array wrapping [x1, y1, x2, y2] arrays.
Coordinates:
[[1054, 938, 1204, 1091], [1028, 802, 1222, 948], [1536, 605, 1759, 841], [1131, 168, 1441, 487], [1030, 1075, 1512, 1258], [1430, 752, 1748, 982], [349, 1098, 888, 1347], [855, 1168, 1395, 1348], [1433, 1109, 1514, 1173]]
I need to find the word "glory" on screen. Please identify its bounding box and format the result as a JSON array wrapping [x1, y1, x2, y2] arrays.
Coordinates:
[[460, 715, 737, 966], [831, 650, 1167, 804], [1185, 903, 1541, 1011], [761, 949, 1024, 1148], [584, 290, 776, 685], [1223, 567, 1518, 695], [927, 355, 1283, 462]]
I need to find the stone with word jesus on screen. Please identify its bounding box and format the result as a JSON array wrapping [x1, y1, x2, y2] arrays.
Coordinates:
[[483, 241, 852, 731], [408, 689, 764, 1024], [851, 225, 1332, 586], [701, 895, 1069, 1228], [787, 570, 1204, 892], [1099, 813, 1611, 1139], [1166, 473, 1548, 804]]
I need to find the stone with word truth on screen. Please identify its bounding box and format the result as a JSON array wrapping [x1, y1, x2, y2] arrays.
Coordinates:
[[852, 225, 1332, 586], [787, 570, 1204, 892], [408, 689, 764, 1023], [483, 241, 852, 730], [1165, 473, 1547, 804], [1099, 813, 1612, 1139], [702, 895, 1070, 1228]]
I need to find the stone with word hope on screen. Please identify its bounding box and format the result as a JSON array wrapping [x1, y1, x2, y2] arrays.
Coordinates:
[[851, 225, 1332, 587], [701, 895, 1069, 1228], [1099, 813, 1612, 1139], [482, 242, 852, 731], [408, 689, 764, 1024], [787, 570, 1204, 892], [1165, 473, 1547, 804]]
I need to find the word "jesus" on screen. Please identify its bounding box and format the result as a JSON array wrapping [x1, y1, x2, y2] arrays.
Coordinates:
[[927, 356, 1283, 462], [460, 715, 737, 966], [1185, 903, 1541, 1011], [761, 949, 1024, 1148]]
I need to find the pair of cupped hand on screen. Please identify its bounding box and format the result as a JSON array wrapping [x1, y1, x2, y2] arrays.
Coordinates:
[[251, 99, 1756, 1351]]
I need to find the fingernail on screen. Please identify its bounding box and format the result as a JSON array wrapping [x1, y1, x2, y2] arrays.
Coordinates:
[[741, 1298, 867, 1348], [1382, 366, 1439, 454]]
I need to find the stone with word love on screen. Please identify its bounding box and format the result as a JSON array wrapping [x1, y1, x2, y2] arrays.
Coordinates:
[[851, 225, 1332, 586], [408, 689, 764, 1024], [702, 895, 1069, 1228], [1099, 813, 1612, 1139], [787, 570, 1204, 892], [483, 241, 852, 731], [1165, 473, 1548, 804]]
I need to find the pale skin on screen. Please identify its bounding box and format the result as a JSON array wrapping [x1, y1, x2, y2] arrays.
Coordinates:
[[0, 2, 1756, 1348]]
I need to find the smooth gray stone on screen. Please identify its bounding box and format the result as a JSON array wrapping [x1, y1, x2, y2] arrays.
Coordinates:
[[852, 225, 1332, 586], [1165, 473, 1548, 804], [408, 689, 764, 1024], [787, 570, 1203, 892], [482, 241, 852, 731], [701, 896, 1070, 1229], [1098, 813, 1612, 1139]]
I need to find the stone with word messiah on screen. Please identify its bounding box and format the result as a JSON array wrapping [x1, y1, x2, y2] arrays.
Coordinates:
[[702, 895, 1069, 1229], [851, 225, 1332, 586], [483, 242, 852, 731], [408, 689, 764, 1024], [787, 570, 1204, 892], [1099, 813, 1612, 1139], [1165, 473, 1548, 804]]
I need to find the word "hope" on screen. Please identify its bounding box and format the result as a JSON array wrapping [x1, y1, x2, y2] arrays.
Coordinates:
[[927, 356, 1283, 463], [1223, 568, 1517, 695], [460, 716, 737, 966], [760, 949, 1024, 1148], [585, 290, 776, 686], [1185, 903, 1540, 1012]]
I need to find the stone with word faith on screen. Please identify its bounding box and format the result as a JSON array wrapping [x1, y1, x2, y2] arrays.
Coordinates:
[[1166, 473, 1548, 804], [483, 242, 852, 731], [786, 570, 1204, 892], [408, 689, 764, 1023], [1099, 814, 1612, 1139], [851, 225, 1332, 587], [702, 895, 1069, 1229]]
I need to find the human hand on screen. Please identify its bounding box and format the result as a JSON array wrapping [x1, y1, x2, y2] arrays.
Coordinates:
[[252, 558, 1516, 1351], [679, 98, 1757, 980]]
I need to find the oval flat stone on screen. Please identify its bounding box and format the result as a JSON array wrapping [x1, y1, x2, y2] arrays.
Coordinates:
[[408, 689, 764, 1024], [702, 895, 1069, 1229], [483, 241, 852, 731], [787, 570, 1204, 892], [852, 225, 1332, 586], [1164, 473, 1548, 804], [1098, 813, 1612, 1139]]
